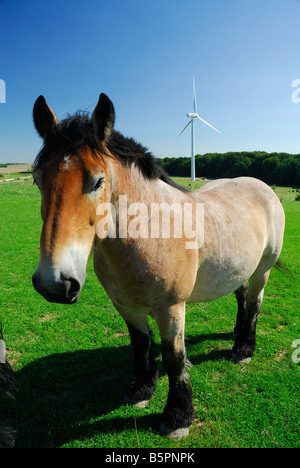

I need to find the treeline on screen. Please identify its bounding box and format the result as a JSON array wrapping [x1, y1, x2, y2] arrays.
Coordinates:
[[159, 151, 300, 186]]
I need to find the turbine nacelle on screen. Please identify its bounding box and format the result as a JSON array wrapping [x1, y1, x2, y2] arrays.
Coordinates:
[[187, 113, 198, 118]]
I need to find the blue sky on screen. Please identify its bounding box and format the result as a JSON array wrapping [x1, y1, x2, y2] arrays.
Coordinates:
[[0, 0, 300, 163]]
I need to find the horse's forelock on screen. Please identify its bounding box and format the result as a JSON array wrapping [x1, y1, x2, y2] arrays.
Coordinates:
[[33, 114, 189, 192]]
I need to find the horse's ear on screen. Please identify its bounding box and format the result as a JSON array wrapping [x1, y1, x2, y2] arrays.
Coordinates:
[[33, 96, 58, 139], [92, 93, 115, 142]]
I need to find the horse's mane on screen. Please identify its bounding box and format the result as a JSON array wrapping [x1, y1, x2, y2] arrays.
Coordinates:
[[33, 113, 189, 193]]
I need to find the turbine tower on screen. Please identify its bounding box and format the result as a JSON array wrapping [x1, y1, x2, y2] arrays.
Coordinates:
[[180, 78, 221, 181]]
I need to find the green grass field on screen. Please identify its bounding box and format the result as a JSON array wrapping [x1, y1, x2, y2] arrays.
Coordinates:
[[0, 178, 299, 448]]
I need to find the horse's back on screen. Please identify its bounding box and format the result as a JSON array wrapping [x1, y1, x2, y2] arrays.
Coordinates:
[[187, 177, 285, 302], [195, 177, 284, 230]]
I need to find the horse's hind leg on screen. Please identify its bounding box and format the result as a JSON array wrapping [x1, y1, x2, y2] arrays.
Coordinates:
[[117, 308, 158, 408], [234, 281, 248, 337], [232, 268, 270, 364], [154, 303, 194, 440]]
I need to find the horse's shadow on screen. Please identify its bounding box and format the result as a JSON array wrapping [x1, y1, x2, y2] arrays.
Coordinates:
[[15, 331, 234, 447], [186, 332, 234, 364], [16, 345, 138, 447]]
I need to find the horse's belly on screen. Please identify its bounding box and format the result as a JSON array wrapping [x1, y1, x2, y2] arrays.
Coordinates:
[[187, 275, 243, 302], [187, 256, 257, 303]]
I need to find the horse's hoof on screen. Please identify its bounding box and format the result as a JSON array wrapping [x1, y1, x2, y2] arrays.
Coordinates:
[[160, 423, 189, 440], [123, 395, 150, 409], [232, 352, 252, 364]]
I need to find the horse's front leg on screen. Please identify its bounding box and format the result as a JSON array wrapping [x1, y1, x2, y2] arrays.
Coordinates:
[[116, 306, 158, 408], [154, 303, 194, 440]]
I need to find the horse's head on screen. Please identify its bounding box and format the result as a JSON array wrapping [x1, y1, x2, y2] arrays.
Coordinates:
[[32, 93, 115, 303]]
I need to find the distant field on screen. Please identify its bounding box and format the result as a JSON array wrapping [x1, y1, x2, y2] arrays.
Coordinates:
[[0, 177, 299, 448], [0, 164, 33, 183], [0, 164, 32, 173]]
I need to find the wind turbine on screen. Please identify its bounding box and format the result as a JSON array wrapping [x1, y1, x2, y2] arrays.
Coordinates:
[[179, 78, 221, 181]]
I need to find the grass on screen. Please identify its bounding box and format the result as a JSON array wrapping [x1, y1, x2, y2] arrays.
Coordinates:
[[0, 178, 299, 448], [0, 172, 32, 178]]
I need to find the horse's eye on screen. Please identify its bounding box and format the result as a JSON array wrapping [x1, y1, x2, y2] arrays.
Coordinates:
[[91, 177, 104, 192]]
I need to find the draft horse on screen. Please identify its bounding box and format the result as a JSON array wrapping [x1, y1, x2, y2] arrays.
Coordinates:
[[32, 93, 285, 439]]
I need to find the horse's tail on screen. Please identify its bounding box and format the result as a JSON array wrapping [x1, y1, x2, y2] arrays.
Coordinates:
[[273, 258, 293, 277]]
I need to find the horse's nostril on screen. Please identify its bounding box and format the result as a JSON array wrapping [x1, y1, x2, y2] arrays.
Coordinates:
[[65, 277, 81, 299], [32, 270, 82, 304]]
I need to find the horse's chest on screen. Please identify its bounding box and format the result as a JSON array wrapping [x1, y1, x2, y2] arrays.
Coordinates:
[[93, 241, 197, 311], [93, 248, 165, 310]]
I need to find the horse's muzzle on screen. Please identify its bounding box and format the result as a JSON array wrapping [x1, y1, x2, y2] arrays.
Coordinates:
[[32, 272, 82, 304]]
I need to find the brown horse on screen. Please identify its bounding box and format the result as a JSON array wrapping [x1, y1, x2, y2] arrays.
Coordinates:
[[32, 93, 285, 440]]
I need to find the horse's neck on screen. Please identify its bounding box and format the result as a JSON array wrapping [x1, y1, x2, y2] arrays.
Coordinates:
[[94, 162, 188, 255], [108, 162, 149, 204], [108, 161, 187, 206]]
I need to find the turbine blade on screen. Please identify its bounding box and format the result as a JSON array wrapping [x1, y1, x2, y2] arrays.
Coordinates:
[[193, 77, 197, 114], [196, 114, 221, 134], [179, 119, 192, 136]]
